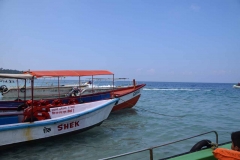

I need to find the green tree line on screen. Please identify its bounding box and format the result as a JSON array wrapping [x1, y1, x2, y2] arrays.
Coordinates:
[[0, 68, 23, 74]]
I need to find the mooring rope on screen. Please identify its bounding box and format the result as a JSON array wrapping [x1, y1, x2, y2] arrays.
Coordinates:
[[118, 97, 185, 118]]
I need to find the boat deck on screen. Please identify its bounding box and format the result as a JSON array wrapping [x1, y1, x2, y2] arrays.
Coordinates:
[[169, 143, 231, 160]]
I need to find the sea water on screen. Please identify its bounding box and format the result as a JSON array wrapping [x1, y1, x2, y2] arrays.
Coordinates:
[[0, 81, 240, 160]]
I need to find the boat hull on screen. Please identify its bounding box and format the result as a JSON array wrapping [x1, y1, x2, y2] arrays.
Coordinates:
[[0, 120, 104, 150], [233, 85, 240, 89], [112, 85, 145, 111], [0, 99, 118, 147]]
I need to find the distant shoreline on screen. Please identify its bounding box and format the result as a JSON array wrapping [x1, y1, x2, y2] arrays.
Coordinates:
[[0, 68, 23, 74]]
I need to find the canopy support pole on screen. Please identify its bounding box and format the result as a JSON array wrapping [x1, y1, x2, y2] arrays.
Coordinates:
[[17, 79, 19, 100], [92, 75, 93, 93], [31, 77, 34, 122], [24, 79, 26, 101], [79, 76, 82, 97], [113, 74, 114, 90], [58, 77, 60, 98]]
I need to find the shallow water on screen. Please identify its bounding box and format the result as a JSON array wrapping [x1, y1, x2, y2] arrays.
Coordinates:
[[0, 81, 239, 160]]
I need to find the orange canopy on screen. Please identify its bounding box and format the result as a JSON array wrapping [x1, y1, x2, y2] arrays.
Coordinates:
[[24, 70, 113, 77]]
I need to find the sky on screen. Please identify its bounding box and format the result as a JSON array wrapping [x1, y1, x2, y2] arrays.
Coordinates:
[[0, 0, 240, 83]]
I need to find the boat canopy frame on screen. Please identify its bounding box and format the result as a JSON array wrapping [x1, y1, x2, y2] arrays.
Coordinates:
[[24, 70, 113, 77], [0, 74, 33, 80], [23, 70, 115, 97]]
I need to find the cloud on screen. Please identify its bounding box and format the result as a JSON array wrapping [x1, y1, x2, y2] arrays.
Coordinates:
[[147, 69, 155, 74], [190, 4, 200, 11]]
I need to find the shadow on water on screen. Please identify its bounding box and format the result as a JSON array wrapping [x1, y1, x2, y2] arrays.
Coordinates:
[[110, 108, 138, 116]]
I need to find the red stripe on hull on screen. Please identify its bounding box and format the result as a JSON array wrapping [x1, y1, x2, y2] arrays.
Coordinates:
[[112, 94, 141, 112]]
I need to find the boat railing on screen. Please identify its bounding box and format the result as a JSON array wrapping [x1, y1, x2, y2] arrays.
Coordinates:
[[99, 130, 218, 160]]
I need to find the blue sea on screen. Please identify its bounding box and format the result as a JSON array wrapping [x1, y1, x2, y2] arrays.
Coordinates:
[[0, 81, 240, 160]]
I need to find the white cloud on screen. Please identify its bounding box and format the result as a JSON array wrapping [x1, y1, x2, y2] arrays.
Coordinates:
[[190, 4, 200, 11], [147, 68, 155, 74]]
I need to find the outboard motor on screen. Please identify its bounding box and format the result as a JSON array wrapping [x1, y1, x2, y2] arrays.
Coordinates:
[[0, 85, 8, 93]]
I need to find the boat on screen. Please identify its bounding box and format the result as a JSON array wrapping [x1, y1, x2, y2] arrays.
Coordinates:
[[0, 73, 119, 148], [0, 70, 145, 112], [233, 83, 240, 89], [78, 78, 131, 96], [100, 131, 234, 160], [0, 74, 90, 98], [109, 82, 145, 112], [0, 99, 118, 148], [78, 78, 145, 112]]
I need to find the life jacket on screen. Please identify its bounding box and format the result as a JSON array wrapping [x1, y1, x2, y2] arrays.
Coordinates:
[[23, 101, 51, 122], [213, 148, 240, 160], [33, 112, 50, 120], [68, 98, 78, 105]]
